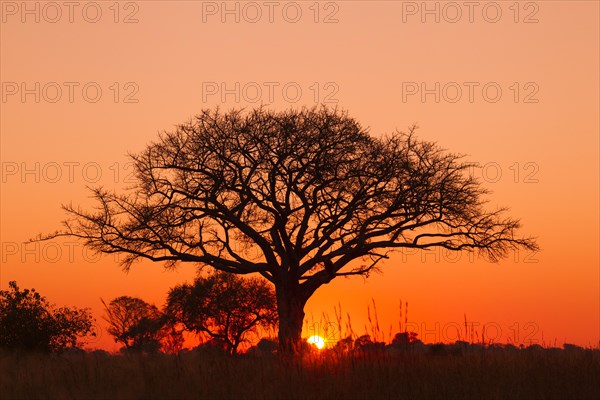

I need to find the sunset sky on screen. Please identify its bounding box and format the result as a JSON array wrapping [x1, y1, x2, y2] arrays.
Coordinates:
[[1, 1, 598, 351]]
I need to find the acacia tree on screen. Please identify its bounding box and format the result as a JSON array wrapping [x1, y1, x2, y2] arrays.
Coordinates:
[[41, 107, 537, 353], [166, 271, 277, 355]]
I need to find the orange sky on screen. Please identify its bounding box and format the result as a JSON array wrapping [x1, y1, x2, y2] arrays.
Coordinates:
[[1, 1, 598, 351]]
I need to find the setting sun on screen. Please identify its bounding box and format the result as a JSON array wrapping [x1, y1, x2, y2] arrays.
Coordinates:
[[307, 336, 326, 350]]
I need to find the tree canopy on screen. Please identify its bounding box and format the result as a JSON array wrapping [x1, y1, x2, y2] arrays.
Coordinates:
[[102, 296, 179, 353], [166, 271, 277, 355], [42, 106, 538, 353]]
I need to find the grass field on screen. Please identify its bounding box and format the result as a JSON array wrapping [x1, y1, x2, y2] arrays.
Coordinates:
[[1, 345, 599, 400]]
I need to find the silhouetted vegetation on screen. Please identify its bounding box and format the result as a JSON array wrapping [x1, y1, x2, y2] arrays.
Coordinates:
[[40, 106, 538, 353], [166, 271, 277, 355], [1, 343, 598, 399], [0, 281, 94, 352], [2, 280, 598, 399], [101, 271, 276, 355], [102, 296, 181, 354]]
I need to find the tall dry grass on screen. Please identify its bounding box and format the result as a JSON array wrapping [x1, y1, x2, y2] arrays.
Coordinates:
[[2, 300, 599, 399], [1, 346, 599, 400]]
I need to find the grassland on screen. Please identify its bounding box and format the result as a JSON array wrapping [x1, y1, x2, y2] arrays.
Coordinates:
[[1, 345, 599, 400]]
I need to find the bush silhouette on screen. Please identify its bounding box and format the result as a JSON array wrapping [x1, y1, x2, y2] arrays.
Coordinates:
[[0, 281, 94, 352]]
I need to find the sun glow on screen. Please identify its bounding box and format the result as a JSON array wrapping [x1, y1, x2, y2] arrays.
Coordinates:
[[306, 335, 326, 350]]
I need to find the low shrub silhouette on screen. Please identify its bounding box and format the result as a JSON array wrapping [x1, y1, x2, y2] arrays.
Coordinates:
[[0, 281, 94, 352]]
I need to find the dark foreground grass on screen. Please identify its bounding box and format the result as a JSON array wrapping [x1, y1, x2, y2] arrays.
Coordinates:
[[1, 348, 599, 400]]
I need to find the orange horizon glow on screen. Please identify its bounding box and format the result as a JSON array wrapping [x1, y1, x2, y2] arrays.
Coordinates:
[[1, 2, 598, 352]]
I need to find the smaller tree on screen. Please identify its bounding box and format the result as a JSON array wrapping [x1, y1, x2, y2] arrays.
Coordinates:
[[392, 331, 421, 345], [353, 334, 385, 353], [0, 281, 94, 352], [102, 296, 175, 353], [166, 271, 277, 355]]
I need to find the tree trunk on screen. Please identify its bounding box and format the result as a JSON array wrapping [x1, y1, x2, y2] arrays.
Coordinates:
[[275, 280, 307, 355]]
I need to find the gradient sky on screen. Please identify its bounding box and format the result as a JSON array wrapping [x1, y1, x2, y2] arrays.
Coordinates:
[[1, 1, 598, 351]]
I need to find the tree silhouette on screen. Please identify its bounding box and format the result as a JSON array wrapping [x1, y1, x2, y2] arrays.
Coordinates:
[[0, 281, 94, 352], [166, 271, 277, 355], [41, 106, 538, 353], [102, 296, 175, 353]]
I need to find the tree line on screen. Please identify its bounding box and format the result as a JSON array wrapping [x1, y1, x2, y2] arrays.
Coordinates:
[[0, 271, 277, 355]]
